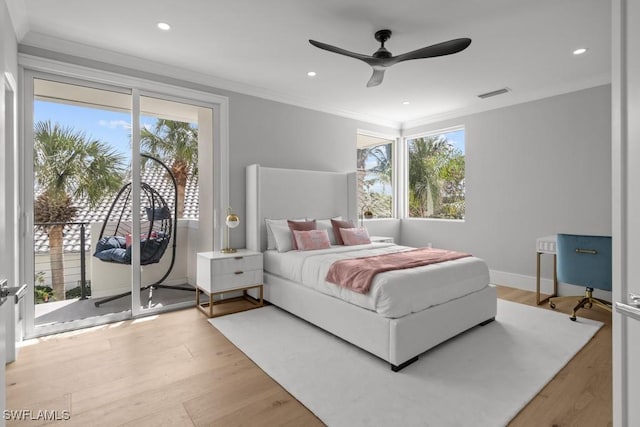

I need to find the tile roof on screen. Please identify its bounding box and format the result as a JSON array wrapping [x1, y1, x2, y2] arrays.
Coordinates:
[[34, 163, 198, 254]]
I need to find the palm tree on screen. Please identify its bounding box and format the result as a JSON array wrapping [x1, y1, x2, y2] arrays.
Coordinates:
[[357, 143, 393, 217], [34, 120, 127, 300], [407, 136, 450, 217], [140, 119, 198, 218]]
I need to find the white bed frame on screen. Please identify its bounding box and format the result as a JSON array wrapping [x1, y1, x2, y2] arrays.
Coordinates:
[[246, 164, 497, 371]]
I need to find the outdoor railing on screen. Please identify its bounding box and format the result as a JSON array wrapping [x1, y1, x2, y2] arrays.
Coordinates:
[[34, 221, 90, 302]]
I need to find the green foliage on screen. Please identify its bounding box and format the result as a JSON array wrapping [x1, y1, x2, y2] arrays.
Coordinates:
[[65, 284, 91, 299], [34, 120, 127, 209], [140, 119, 198, 176], [408, 135, 465, 219], [140, 119, 199, 218], [357, 143, 393, 218], [34, 286, 54, 304]]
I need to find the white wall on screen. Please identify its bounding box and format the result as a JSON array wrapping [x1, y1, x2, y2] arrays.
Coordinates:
[[1, 0, 18, 422], [364, 218, 401, 243], [0, 0, 17, 285], [401, 85, 612, 292]]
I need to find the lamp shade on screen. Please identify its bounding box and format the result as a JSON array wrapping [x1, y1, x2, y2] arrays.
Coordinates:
[[226, 213, 240, 228]]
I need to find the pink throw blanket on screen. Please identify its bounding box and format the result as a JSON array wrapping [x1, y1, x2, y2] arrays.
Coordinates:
[[326, 248, 472, 294]]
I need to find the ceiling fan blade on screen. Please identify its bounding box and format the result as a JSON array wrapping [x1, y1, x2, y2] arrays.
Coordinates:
[[366, 69, 385, 87], [391, 38, 472, 64], [309, 40, 376, 66]]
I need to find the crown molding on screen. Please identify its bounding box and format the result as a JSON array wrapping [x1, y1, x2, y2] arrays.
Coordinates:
[[19, 32, 402, 130], [18, 31, 609, 133]]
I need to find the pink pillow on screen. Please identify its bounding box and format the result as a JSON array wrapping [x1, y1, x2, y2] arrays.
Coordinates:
[[340, 227, 371, 246], [331, 219, 354, 245], [288, 219, 316, 250], [293, 229, 331, 251], [125, 231, 158, 248]]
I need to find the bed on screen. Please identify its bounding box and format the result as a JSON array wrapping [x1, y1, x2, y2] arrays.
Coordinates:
[[246, 164, 497, 371]]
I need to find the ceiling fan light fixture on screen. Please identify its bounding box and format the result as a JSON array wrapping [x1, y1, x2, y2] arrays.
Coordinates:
[[309, 29, 472, 87]]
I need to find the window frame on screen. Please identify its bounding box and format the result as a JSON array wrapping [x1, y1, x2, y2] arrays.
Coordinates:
[[356, 130, 398, 220], [401, 125, 466, 221]]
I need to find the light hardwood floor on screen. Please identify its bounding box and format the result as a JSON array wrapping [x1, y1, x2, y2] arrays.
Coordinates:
[[5, 286, 611, 426]]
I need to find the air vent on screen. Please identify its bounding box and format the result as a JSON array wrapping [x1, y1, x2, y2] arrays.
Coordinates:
[[477, 88, 511, 99]]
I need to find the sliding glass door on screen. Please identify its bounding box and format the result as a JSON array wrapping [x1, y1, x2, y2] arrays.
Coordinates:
[[133, 94, 211, 316], [24, 71, 218, 336], [29, 76, 134, 334]]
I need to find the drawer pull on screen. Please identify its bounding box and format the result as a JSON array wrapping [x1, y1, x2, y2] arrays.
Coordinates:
[[234, 271, 244, 275], [234, 256, 244, 260]]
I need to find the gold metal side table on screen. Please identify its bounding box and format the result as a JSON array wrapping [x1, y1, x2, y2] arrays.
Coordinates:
[[536, 235, 558, 305]]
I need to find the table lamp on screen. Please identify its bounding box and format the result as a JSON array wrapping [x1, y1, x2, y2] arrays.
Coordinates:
[[221, 207, 240, 253]]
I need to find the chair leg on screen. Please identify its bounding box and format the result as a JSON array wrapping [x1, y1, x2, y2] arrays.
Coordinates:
[[590, 297, 612, 313], [570, 297, 590, 321]]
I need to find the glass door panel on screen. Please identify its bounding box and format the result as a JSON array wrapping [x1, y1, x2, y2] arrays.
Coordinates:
[[32, 77, 133, 334], [135, 95, 210, 314]]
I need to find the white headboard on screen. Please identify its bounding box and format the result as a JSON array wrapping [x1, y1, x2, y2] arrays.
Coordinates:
[[246, 164, 358, 252]]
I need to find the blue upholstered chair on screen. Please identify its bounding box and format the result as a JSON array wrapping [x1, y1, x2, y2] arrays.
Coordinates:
[[549, 233, 612, 321]]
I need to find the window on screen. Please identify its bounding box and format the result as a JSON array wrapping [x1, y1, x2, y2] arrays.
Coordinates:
[[356, 134, 394, 219], [406, 128, 465, 220]]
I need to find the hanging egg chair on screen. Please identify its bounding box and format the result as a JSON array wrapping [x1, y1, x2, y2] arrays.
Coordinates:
[[92, 153, 188, 307]]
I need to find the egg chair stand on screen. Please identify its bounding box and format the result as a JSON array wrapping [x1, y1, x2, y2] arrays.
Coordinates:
[[93, 153, 193, 308]]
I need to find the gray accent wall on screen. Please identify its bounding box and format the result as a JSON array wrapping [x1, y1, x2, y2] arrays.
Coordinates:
[[401, 85, 612, 290], [227, 92, 396, 248]]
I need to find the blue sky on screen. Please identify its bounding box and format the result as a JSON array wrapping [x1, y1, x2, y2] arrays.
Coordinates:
[[441, 129, 465, 154], [34, 100, 157, 160], [363, 128, 465, 195]]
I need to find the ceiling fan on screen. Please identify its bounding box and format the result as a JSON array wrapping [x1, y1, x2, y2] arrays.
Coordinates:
[[309, 29, 471, 88]]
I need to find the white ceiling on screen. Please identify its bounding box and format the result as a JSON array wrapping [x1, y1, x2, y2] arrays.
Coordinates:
[[8, 0, 611, 129]]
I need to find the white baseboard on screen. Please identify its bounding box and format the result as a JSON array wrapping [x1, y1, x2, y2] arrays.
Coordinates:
[[490, 269, 612, 302]]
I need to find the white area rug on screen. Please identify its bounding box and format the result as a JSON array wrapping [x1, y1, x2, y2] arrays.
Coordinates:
[[209, 300, 602, 427]]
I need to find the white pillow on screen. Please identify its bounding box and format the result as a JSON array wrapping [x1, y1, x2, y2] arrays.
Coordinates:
[[316, 217, 342, 245], [265, 218, 304, 250], [270, 223, 295, 253]]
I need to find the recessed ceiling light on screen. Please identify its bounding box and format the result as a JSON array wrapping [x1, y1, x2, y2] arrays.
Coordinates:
[[157, 22, 171, 31], [402, 101, 410, 105], [307, 71, 317, 77], [573, 48, 588, 55]]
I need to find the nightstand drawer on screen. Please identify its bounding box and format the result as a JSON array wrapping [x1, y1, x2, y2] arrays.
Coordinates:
[[210, 269, 263, 292], [210, 255, 263, 276]]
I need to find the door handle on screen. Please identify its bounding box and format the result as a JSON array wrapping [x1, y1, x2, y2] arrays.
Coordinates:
[[616, 301, 640, 321]]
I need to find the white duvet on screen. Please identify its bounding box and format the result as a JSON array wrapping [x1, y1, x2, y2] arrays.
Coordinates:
[[264, 243, 490, 318]]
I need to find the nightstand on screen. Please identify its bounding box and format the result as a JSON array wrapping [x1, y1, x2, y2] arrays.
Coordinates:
[[196, 249, 264, 317], [370, 235, 394, 243]]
